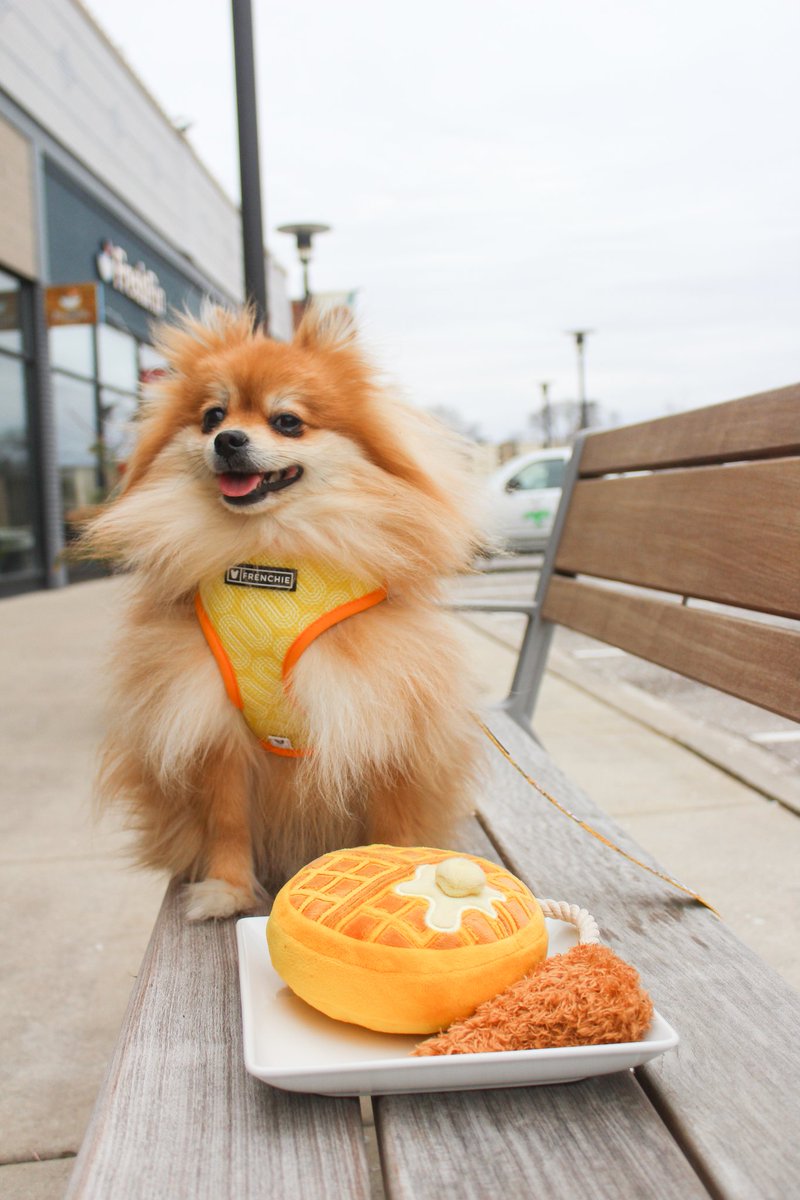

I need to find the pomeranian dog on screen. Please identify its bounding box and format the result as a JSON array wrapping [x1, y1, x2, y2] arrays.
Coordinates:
[[85, 303, 486, 920]]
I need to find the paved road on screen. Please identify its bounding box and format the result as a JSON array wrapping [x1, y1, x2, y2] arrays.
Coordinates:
[[451, 555, 800, 773]]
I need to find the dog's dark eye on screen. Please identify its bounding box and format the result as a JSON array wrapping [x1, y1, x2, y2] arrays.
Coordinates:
[[202, 407, 226, 434], [271, 412, 304, 437]]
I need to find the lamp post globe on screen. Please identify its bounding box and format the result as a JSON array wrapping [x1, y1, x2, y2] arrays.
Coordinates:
[[276, 223, 331, 302]]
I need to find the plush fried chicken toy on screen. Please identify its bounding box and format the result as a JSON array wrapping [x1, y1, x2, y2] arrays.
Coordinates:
[[413, 939, 653, 1055]]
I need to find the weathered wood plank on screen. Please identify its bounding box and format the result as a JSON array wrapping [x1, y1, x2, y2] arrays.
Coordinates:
[[65, 882, 370, 1200], [554, 460, 800, 618], [376, 1075, 708, 1200], [579, 384, 800, 477], [477, 711, 800, 1200], [373, 815, 707, 1200], [541, 576, 800, 722]]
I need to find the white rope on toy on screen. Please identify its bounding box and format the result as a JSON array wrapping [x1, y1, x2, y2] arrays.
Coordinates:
[[537, 898, 600, 945]]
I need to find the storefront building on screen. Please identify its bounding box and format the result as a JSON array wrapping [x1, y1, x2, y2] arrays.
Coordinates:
[[0, 0, 291, 594]]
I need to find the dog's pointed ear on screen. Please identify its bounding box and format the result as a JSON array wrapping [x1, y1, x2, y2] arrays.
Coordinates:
[[154, 302, 257, 375], [294, 302, 358, 352]]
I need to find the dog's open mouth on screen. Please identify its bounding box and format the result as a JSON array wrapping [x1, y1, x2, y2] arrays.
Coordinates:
[[216, 465, 304, 506]]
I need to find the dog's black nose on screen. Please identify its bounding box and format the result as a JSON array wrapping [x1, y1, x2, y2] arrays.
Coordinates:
[[214, 429, 250, 458]]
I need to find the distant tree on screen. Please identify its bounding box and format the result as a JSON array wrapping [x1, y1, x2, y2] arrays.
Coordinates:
[[425, 404, 483, 442], [526, 399, 610, 445]]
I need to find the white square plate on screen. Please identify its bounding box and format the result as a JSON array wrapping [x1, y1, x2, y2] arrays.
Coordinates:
[[236, 915, 678, 1096]]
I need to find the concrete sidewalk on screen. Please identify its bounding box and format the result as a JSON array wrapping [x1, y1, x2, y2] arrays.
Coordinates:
[[462, 614, 800, 987], [1, 580, 798, 1199], [0, 581, 164, 1199]]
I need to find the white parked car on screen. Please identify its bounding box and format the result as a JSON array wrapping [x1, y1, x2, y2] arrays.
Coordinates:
[[487, 447, 571, 552]]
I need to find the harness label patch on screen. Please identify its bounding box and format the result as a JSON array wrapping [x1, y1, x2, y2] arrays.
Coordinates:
[[225, 564, 297, 591], [266, 735, 293, 750]]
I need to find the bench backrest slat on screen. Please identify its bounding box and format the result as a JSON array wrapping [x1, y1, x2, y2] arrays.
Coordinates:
[[512, 385, 800, 726], [542, 576, 800, 721], [553, 459, 800, 619], [579, 384, 800, 476]]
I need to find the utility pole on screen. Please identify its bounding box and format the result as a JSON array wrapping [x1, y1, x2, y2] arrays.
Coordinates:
[[567, 329, 593, 430], [231, 0, 269, 331], [539, 381, 552, 447]]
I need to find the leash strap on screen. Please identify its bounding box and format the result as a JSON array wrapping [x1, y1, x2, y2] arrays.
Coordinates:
[[478, 719, 721, 918]]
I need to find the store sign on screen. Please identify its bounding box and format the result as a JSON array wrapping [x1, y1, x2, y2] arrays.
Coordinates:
[[45, 282, 99, 327], [96, 239, 167, 317]]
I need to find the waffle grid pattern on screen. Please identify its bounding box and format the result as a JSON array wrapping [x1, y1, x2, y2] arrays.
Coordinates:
[[287, 846, 538, 951]]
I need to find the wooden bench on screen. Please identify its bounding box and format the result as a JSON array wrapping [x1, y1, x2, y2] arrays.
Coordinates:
[[66, 384, 800, 1199]]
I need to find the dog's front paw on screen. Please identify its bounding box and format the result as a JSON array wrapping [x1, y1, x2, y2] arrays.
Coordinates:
[[183, 878, 257, 922]]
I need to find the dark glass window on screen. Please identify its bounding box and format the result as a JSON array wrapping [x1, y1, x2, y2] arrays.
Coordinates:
[[0, 269, 38, 582], [98, 324, 138, 392], [49, 324, 94, 376], [48, 318, 148, 572], [138, 343, 168, 374], [52, 373, 100, 520], [0, 352, 36, 576], [100, 387, 138, 492], [0, 271, 23, 355]]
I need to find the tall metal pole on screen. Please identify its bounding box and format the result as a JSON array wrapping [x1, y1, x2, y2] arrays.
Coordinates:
[[567, 329, 592, 430], [540, 380, 552, 447], [232, 0, 269, 331]]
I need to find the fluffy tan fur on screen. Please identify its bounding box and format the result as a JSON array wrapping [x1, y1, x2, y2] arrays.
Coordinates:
[[84, 304, 487, 919]]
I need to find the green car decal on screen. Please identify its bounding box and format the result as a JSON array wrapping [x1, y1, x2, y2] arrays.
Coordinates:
[[524, 509, 551, 527]]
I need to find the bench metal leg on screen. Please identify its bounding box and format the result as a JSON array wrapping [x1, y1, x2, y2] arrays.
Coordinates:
[[501, 432, 587, 729]]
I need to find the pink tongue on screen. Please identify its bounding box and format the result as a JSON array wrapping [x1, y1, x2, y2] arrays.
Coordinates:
[[218, 472, 263, 497]]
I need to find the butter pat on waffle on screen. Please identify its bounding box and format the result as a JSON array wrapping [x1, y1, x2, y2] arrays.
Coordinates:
[[266, 845, 548, 1034]]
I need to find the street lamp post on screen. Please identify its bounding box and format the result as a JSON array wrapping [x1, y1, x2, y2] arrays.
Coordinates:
[[539, 380, 552, 447], [567, 329, 593, 431], [231, 0, 268, 330], [276, 223, 331, 305]]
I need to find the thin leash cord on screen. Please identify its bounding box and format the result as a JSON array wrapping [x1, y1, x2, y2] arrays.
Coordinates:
[[477, 718, 721, 918]]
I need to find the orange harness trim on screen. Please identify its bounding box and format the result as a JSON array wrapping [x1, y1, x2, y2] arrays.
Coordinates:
[[194, 592, 243, 710], [282, 587, 388, 683]]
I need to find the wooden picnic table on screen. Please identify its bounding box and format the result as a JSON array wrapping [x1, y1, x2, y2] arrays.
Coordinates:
[[65, 706, 800, 1199]]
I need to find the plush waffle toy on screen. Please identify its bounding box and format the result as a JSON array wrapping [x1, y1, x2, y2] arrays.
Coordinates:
[[267, 844, 654, 1049], [267, 845, 549, 1034]]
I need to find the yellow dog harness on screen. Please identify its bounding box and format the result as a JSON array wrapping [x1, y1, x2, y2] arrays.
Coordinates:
[[196, 559, 387, 757]]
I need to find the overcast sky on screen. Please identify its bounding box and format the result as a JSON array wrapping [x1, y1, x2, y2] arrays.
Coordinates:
[[84, 0, 799, 439]]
